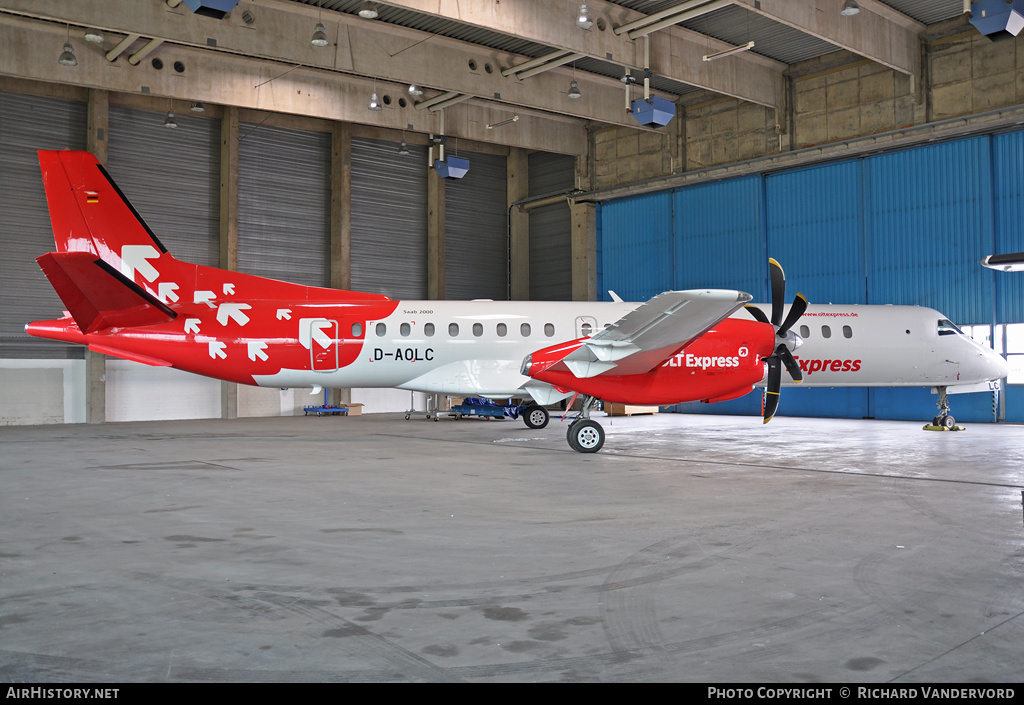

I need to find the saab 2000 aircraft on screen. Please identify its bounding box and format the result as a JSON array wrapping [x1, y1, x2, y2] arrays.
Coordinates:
[[26, 151, 1008, 452]]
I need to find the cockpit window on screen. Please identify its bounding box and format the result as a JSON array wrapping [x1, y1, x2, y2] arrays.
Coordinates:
[[938, 319, 963, 336]]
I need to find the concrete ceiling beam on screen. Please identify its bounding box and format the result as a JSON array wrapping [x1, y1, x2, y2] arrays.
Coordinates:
[[0, 0, 671, 128], [354, 0, 787, 108], [0, 13, 587, 155]]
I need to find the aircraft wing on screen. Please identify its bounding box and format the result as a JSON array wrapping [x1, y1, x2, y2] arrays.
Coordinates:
[[548, 289, 753, 378]]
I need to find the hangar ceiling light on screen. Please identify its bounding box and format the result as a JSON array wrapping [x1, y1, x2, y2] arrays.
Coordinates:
[[58, 25, 76, 66], [576, 4, 593, 30], [358, 2, 380, 20], [311, 1, 328, 46], [841, 0, 860, 16]]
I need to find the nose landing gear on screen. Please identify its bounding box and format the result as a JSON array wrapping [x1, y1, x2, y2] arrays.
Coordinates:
[[924, 386, 964, 431]]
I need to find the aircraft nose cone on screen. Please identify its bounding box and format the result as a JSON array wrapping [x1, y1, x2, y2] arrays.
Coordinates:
[[990, 348, 1011, 380]]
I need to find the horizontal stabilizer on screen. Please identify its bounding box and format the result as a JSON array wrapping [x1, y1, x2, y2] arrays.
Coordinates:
[[36, 252, 177, 333]]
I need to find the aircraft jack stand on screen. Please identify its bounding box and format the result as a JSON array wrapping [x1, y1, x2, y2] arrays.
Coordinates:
[[922, 386, 965, 431]]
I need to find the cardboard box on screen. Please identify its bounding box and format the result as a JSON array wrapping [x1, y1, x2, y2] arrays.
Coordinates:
[[345, 403, 364, 416]]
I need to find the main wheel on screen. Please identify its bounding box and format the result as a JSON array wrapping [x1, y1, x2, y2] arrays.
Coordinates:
[[522, 405, 550, 429], [942, 414, 956, 429], [567, 419, 605, 453]]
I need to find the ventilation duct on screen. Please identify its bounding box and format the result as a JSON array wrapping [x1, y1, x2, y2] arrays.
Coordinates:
[[968, 0, 1024, 40], [181, 0, 240, 20]]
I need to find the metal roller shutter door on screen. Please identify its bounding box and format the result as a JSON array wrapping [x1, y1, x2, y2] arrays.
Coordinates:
[[528, 152, 574, 301], [238, 123, 331, 288], [0, 91, 87, 358], [107, 105, 220, 267], [350, 136, 428, 300], [445, 150, 508, 300]]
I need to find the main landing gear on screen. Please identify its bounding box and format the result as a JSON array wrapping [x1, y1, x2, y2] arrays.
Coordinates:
[[924, 386, 963, 431], [565, 396, 605, 453]]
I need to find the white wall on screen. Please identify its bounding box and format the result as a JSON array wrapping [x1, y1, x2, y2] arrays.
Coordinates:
[[0, 360, 85, 425], [0, 357, 421, 425], [104, 360, 221, 422]]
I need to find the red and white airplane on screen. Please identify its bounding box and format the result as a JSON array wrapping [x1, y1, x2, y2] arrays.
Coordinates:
[[26, 151, 1008, 451]]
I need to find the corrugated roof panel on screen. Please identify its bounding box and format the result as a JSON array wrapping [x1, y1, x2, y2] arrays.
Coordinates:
[[678, 5, 839, 65], [882, 0, 964, 25]]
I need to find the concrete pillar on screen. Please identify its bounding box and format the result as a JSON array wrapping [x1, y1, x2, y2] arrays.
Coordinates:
[[331, 122, 353, 407], [220, 107, 239, 420], [85, 89, 108, 424], [571, 155, 597, 302], [427, 165, 446, 300], [507, 147, 530, 300]]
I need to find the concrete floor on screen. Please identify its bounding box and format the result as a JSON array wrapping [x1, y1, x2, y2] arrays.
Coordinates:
[[1, 410, 1023, 683]]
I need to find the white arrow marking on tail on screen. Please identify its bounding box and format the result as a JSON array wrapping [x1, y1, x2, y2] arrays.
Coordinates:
[[277, 309, 292, 320], [299, 319, 334, 350], [195, 291, 216, 308], [184, 318, 201, 334], [217, 303, 251, 327], [157, 282, 179, 303], [248, 342, 269, 362], [120, 245, 161, 282], [223, 283, 235, 295], [312, 325, 332, 349], [208, 341, 227, 360]]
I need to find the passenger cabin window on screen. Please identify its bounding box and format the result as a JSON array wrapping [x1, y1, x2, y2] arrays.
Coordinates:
[[449, 323, 459, 336], [473, 323, 483, 337], [842, 325, 852, 339], [581, 322, 593, 337], [521, 323, 531, 337], [496, 323, 507, 337], [352, 322, 363, 337], [800, 324, 810, 338], [424, 323, 435, 337], [400, 323, 411, 337], [375, 323, 386, 337], [821, 325, 831, 339], [544, 323, 555, 337], [938, 319, 963, 336]]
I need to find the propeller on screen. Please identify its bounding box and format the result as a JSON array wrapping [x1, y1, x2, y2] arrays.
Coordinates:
[[744, 258, 808, 424]]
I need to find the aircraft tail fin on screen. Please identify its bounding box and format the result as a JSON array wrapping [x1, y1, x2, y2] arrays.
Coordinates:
[[34, 251, 176, 334], [38, 150, 168, 259]]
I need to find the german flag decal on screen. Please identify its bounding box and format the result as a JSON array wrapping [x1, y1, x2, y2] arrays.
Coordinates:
[[85, 191, 99, 203]]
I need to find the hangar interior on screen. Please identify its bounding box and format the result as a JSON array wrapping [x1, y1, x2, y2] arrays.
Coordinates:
[[2, 0, 1024, 425]]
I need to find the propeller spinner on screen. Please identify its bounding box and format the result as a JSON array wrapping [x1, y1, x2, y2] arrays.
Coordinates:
[[744, 258, 808, 424]]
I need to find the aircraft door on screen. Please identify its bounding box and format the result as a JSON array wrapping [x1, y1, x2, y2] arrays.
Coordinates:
[[576, 316, 597, 339], [304, 318, 340, 372]]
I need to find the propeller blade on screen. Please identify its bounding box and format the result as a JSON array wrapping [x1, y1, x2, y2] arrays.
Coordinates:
[[777, 345, 803, 383], [762, 357, 781, 424], [778, 292, 808, 337], [769, 258, 785, 327], [745, 304, 770, 325]]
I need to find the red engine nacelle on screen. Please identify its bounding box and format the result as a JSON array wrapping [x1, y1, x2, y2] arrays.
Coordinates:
[[525, 318, 775, 406]]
